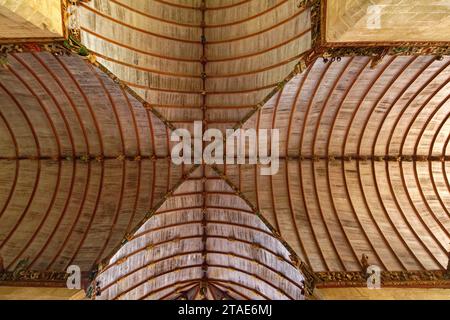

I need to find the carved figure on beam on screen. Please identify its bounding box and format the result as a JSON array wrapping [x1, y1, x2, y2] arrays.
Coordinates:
[[361, 254, 370, 274]]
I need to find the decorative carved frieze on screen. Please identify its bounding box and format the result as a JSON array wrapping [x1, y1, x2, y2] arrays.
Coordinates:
[[0, 42, 66, 60], [0, 270, 69, 285], [315, 270, 450, 288]]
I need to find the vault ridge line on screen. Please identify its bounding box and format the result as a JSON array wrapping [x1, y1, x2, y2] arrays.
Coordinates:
[[194, 155, 450, 162], [0, 40, 195, 271], [226, 0, 320, 132]]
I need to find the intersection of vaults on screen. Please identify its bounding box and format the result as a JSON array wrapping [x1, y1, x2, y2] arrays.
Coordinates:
[[0, 0, 449, 300]]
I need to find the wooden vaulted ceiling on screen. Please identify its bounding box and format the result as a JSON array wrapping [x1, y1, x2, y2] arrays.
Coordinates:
[[0, 0, 449, 299]]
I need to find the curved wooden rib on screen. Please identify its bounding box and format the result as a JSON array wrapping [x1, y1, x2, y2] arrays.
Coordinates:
[[94, 166, 306, 300]]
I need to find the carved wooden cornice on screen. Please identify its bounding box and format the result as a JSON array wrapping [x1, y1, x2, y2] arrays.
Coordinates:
[[61, 0, 92, 41], [0, 42, 67, 69], [315, 270, 450, 289], [0, 270, 69, 288]]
